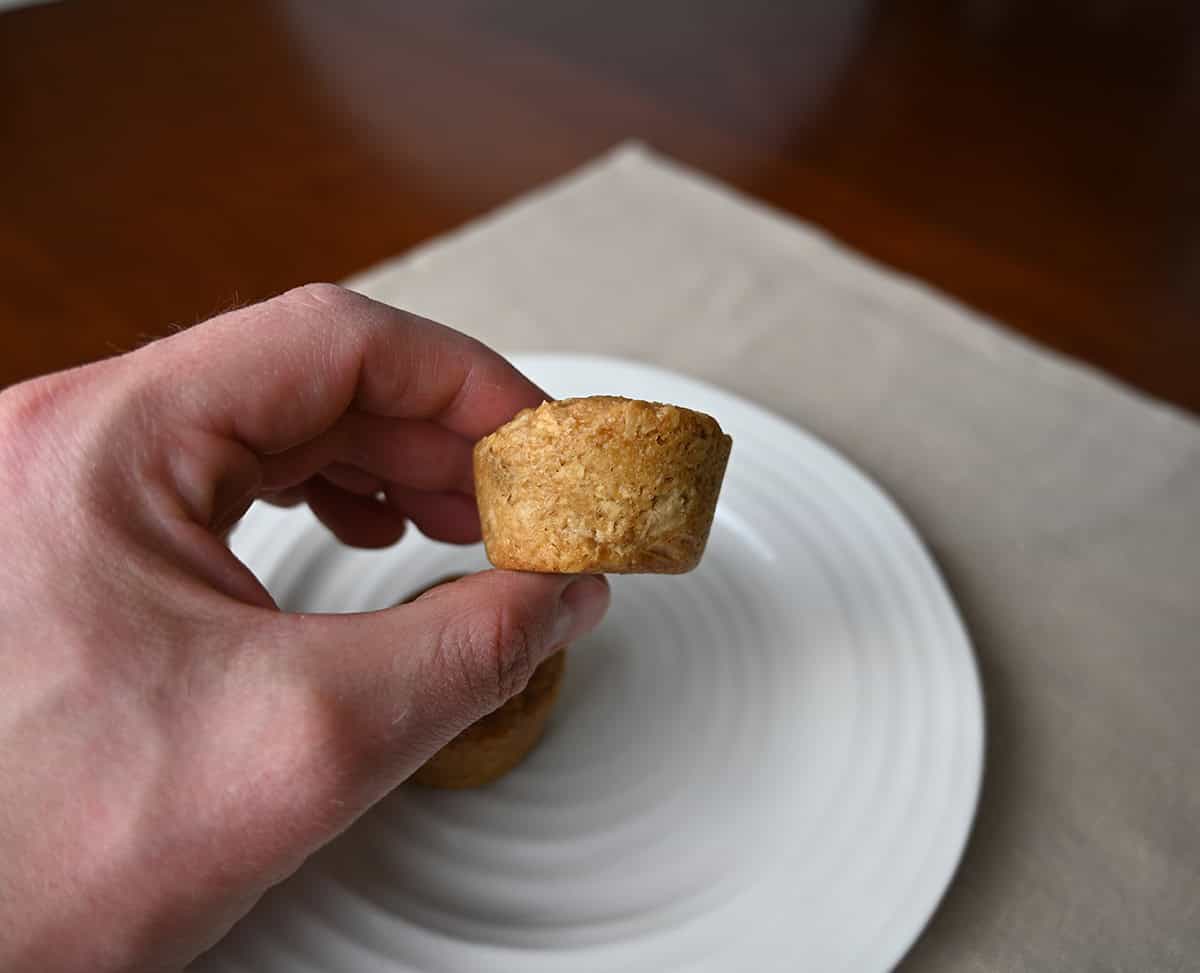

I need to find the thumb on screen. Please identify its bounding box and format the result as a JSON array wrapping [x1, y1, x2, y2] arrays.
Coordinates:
[[402, 570, 610, 726], [283, 570, 610, 786]]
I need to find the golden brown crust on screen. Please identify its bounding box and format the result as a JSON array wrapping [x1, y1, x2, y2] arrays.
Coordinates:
[[403, 576, 567, 789], [474, 396, 732, 574]]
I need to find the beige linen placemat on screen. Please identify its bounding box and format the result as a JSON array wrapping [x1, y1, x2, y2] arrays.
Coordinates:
[[345, 144, 1200, 972]]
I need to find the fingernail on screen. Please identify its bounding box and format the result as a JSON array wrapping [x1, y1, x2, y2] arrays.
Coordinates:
[[552, 575, 610, 646]]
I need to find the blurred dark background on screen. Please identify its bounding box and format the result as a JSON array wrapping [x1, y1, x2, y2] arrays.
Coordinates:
[[2, 0, 1197, 410]]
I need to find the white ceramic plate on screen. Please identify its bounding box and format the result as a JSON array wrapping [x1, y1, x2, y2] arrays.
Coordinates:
[[197, 354, 983, 973]]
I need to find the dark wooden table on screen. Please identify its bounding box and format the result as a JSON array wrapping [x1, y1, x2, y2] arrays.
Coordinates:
[[3, 0, 1198, 412]]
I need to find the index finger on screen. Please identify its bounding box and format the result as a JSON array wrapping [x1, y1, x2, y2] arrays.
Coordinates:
[[143, 283, 546, 454]]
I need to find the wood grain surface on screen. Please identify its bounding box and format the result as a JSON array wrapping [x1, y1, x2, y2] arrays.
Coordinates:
[[2, 0, 1197, 410]]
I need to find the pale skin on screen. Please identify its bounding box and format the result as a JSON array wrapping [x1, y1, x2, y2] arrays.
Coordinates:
[[0, 284, 610, 972]]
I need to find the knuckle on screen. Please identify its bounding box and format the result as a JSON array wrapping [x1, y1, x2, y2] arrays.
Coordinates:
[[0, 366, 160, 520], [273, 283, 379, 363], [0, 375, 77, 482], [205, 680, 362, 875], [459, 600, 538, 710], [282, 683, 366, 788], [0, 374, 65, 433], [280, 282, 362, 315]]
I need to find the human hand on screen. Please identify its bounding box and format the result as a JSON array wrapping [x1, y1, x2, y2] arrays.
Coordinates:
[[0, 284, 610, 971]]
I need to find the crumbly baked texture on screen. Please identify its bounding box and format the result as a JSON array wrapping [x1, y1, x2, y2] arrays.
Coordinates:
[[474, 396, 732, 574], [404, 576, 567, 789]]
